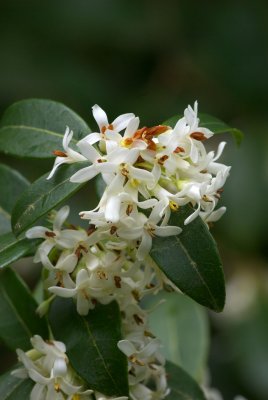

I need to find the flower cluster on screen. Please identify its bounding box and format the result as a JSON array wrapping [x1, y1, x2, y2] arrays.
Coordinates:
[[14, 103, 230, 399], [12, 335, 93, 400]]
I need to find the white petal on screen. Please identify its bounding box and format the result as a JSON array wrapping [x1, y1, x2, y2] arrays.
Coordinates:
[[70, 165, 99, 183], [52, 358, 67, 378], [105, 195, 121, 223], [124, 116, 140, 138], [92, 105, 108, 130], [48, 286, 77, 298], [77, 141, 101, 162], [117, 340, 137, 356], [30, 383, 46, 400], [136, 231, 152, 260], [184, 203, 201, 225], [53, 206, 70, 232], [154, 225, 181, 237], [77, 293, 91, 315], [62, 126, 72, 150], [112, 113, 135, 132], [79, 131, 101, 145], [26, 226, 48, 239], [129, 166, 154, 182]]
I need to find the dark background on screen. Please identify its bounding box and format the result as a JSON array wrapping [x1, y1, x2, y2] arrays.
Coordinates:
[[0, 1, 268, 399]]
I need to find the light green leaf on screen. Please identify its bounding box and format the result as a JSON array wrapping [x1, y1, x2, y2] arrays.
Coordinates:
[[0, 164, 29, 234], [0, 99, 90, 158], [49, 298, 129, 397], [11, 163, 87, 236], [164, 112, 243, 145], [0, 369, 33, 400], [147, 292, 209, 381], [0, 268, 49, 351], [0, 232, 40, 269], [166, 361, 206, 400], [150, 205, 225, 312]]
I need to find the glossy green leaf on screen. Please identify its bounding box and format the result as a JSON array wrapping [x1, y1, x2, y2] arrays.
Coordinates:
[[0, 99, 90, 158], [0, 268, 49, 350], [0, 369, 33, 400], [11, 163, 87, 236], [164, 113, 243, 145], [0, 232, 40, 269], [147, 292, 208, 381], [49, 297, 129, 397], [150, 205, 225, 312], [0, 164, 29, 234], [0, 268, 48, 350], [165, 361, 206, 400]]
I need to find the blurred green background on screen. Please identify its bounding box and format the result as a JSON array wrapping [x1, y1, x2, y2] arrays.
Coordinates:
[[0, 1, 268, 399]]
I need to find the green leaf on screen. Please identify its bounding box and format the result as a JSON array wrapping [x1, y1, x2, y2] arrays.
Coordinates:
[[0, 369, 33, 400], [164, 113, 243, 145], [150, 205, 225, 312], [49, 297, 129, 397], [166, 361, 206, 400], [0, 99, 90, 158], [0, 268, 49, 351], [0, 164, 29, 234], [11, 163, 87, 236], [147, 292, 208, 381], [0, 232, 40, 269]]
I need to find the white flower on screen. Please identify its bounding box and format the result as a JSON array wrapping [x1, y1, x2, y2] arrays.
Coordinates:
[[12, 335, 92, 400], [79, 104, 135, 148], [47, 127, 87, 179]]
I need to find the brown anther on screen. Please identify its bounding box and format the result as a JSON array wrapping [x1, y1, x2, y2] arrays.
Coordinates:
[[200, 169, 208, 173], [121, 167, 129, 177], [136, 155, 144, 163], [87, 224, 96, 236], [202, 195, 212, 202], [215, 193, 221, 200], [145, 283, 155, 289], [129, 367, 136, 377], [174, 146, 184, 154], [110, 226, 117, 235], [146, 125, 169, 136], [97, 158, 104, 163], [133, 314, 144, 325], [114, 276, 122, 288], [190, 131, 207, 141], [54, 383, 61, 392], [126, 204, 133, 216], [53, 150, 67, 157], [158, 155, 169, 165], [133, 127, 147, 140], [217, 188, 224, 193], [132, 290, 140, 302], [75, 244, 88, 259], [91, 298, 98, 305], [144, 330, 156, 338], [129, 355, 145, 366], [147, 140, 157, 151], [101, 126, 107, 134], [97, 270, 108, 280], [45, 231, 56, 238], [56, 271, 63, 284]]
